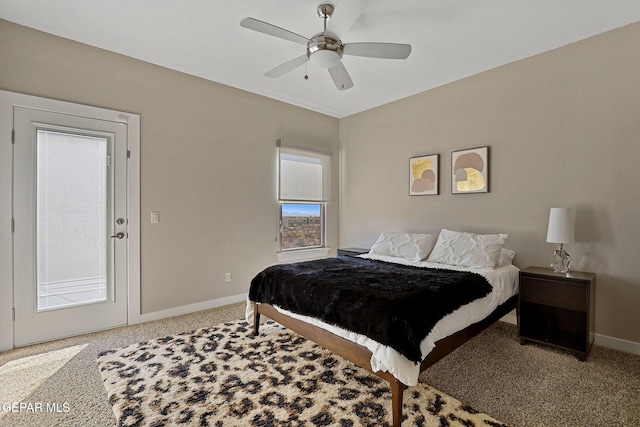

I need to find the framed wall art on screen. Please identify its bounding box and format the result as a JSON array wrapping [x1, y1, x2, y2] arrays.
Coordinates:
[[409, 154, 439, 196], [451, 146, 489, 194]]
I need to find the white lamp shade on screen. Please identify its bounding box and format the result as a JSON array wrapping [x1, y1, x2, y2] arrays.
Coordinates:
[[546, 208, 575, 244]]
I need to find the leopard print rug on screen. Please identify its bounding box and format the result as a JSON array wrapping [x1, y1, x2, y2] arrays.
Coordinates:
[[97, 320, 507, 426]]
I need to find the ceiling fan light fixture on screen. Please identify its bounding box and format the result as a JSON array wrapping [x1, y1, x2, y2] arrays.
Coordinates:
[[310, 49, 340, 69], [308, 34, 343, 69]]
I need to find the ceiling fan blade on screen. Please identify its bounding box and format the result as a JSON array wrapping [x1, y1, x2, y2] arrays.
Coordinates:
[[240, 17, 309, 45], [343, 42, 412, 59], [326, 0, 370, 35], [328, 62, 354, 91], [264, 55, 308, 78]]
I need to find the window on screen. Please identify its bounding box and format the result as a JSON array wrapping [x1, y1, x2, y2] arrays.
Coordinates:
[[280, 203, 323, 250], [278, 144, 330, 252]]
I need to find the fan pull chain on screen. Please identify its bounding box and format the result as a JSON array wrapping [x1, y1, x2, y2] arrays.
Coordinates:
[[304, 58, 309, 80]]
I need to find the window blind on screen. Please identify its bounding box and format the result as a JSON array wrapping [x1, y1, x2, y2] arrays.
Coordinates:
[[278, 146, 330, 202]]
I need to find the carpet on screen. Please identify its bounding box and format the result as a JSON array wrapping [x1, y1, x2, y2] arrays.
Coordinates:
[[97, 320, 506, 426], [0, 343, 87, 420]]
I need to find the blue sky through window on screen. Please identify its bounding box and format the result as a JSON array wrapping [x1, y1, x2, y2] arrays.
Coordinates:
[[282, 203, 320, 217]]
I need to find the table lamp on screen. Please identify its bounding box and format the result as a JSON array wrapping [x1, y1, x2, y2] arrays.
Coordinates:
[[546, 208, 575, 273]]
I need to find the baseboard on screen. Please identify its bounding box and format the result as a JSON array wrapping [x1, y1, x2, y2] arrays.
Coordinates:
[[594, 333, 640, 356], [498, 311, 640, 356], [140, 293, 247, 323]]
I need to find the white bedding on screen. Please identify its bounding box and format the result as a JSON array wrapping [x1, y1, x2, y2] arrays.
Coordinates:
[[246, 253, 519, 386]]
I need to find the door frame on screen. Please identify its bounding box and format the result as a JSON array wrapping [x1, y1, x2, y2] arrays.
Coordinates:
[[0, 90, 141, 351]]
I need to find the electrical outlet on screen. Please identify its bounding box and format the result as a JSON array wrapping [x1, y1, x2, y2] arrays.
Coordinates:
[[224, 272, 232, 282]]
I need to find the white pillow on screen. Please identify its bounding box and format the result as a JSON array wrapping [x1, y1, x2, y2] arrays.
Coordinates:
[[369, 232, 438, 262], [427, 229, 507, 268], [496, 248, 516, 267]]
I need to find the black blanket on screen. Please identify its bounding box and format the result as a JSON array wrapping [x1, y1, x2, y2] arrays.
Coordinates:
[[249, 256, 492, 363]]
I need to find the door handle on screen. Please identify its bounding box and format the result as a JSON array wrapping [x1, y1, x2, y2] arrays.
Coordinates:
[[110, 232, 125, 239]]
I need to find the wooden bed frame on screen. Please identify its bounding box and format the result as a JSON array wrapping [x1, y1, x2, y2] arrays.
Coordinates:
[[253, 295, 517, 427]]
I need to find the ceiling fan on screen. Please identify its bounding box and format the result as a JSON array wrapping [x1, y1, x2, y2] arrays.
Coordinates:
[[240, 1, 412, 90]]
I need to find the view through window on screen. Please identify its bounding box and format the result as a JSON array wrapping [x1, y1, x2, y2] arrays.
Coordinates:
[[281, 203, 322, 250]]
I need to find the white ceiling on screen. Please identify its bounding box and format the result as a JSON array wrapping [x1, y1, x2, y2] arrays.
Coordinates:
[[2, 0, 639, 118]]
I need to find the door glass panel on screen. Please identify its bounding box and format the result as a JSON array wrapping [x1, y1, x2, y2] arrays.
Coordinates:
[[36, 129, 110, 311]]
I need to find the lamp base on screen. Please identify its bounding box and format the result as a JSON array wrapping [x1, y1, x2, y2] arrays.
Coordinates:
[[550, 245, 571, 273]]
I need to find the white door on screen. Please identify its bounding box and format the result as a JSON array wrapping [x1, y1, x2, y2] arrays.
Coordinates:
[[13, 107, 129, 346]]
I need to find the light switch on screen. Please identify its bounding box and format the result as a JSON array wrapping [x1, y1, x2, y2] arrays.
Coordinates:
[[150, 211, 160, 223]]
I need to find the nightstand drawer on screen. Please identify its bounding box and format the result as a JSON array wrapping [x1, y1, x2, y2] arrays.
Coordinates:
[[520, 276, 587, 312]]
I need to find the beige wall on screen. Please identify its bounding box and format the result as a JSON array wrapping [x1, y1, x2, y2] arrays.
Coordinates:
[[2, 18, 638, 345], [0, 20, 339, 314], [339, 23, 640, 343]]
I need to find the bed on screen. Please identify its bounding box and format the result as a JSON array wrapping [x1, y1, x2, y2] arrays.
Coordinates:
[[247, 230, 519, 426]]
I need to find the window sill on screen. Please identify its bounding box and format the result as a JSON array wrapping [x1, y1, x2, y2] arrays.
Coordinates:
[[277, 247, 330, 262]]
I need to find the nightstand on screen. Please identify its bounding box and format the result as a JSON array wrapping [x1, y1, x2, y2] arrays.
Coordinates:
[[518, 266, 596, 361], [337, 248, 369, 257]]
